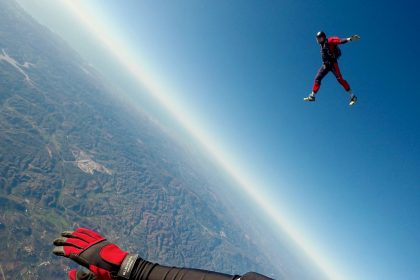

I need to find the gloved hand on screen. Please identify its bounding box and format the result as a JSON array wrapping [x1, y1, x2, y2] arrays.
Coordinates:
[[349, 34, 361, 41], [53, 228, 138, 280], [67, 269, 97, 280]]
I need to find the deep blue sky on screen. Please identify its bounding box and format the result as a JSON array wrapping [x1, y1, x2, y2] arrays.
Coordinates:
[[18, 0, 420, 279]]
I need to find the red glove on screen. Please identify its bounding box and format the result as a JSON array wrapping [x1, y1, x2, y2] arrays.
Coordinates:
[[53, 228, 138, 280]]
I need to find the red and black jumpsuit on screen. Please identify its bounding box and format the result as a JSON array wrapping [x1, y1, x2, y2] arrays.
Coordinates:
[[312, 37, 351, 93]]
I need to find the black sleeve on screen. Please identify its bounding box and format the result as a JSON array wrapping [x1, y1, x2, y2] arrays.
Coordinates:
[[128, 257, 274, 280]]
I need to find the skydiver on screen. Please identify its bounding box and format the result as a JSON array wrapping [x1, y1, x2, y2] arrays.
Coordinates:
[[304, 31, 360, 106], [53, 227, 274, 280]]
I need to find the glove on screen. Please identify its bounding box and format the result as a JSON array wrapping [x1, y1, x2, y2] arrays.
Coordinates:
[[68, 269, 97, 280], [349, 34, 361, 41], [53, 228, 139, 280]]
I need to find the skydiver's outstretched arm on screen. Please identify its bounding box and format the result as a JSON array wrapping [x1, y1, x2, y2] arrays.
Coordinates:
[[130, 259, 270, 280], [328, 37, 350, 45], [328, 35, 361, 45], [52, 228, 274, 280]]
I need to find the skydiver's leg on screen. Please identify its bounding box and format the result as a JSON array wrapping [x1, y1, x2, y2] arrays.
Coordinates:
[[312, 64, 330, 94], [305, 64, 330, 101], [331, 63, 351, 92], [332, 63, 357, 105]]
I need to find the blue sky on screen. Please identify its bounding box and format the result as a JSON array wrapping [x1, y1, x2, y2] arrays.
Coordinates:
[[17, 0, 420, 279]]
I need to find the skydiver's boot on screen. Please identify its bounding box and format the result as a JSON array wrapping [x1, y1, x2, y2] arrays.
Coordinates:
[[304, 91, 316, 102], [348, 90, 357, 106]]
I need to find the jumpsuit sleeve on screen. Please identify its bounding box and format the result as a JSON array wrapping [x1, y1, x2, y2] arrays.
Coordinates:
[[128, 257, 274, 280], [328, 37, 349, 45]]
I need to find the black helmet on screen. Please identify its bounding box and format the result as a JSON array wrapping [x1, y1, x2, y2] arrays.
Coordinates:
[[316, 31, 326, 38]]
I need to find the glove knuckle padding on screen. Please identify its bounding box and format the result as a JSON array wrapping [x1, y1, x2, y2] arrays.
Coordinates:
[[77, 228, 104, 240], [66, 237, 89, 249], [72, 231, 101, 243]]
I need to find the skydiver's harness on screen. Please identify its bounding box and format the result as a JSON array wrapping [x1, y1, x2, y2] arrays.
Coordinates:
[[320, 42, 341, 64]]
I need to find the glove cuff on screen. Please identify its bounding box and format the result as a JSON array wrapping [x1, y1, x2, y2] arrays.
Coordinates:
[[117, 254, 139, 279]]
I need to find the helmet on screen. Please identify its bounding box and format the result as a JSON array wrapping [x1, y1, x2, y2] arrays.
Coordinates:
[[316, 31, 326, 38]]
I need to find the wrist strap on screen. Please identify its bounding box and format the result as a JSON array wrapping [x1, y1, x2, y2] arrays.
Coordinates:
[[117, 254, 139, 279]]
